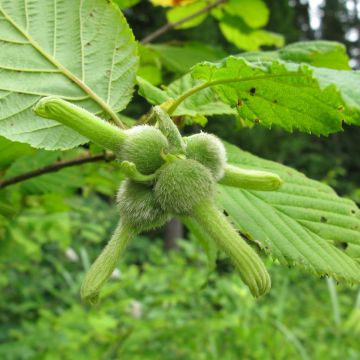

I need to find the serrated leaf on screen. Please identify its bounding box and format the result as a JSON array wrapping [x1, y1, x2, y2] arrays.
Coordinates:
[[217, 142, 360, 284], [191, 56, 360, 135], [137, 74, 236, 118], [0, 0, 138, 150], [241, 41, 351, 70]]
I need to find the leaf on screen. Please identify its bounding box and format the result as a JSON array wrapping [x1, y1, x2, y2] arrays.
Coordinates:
[[181, 216, 217, 271], [218, 142, 360, 284], [0, 136, 34, 170], [241, 41, 351, 70], [114, 0, 141, 9], [219, 15, 284, 51], [147, 42, 226, 74], [191, 56, 360, 135], [166, 0, 208, 29], [224, 0, 269, 29], [138, 45, 162, 85], [0, 0, 138, 150], [137, 74, 236, 117]]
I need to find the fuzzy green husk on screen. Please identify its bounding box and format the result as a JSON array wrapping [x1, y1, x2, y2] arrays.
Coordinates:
[[155, 159, 215, 215], [192, 201, 271, 297], [34, 96, 126, 152], [117, 179, 169, 232], [153, 106, 185, 154], [120, 125, 169, 175], [185, 133, 227, 181], [220, 165, 283, 191], [80, 221, 134, 304]]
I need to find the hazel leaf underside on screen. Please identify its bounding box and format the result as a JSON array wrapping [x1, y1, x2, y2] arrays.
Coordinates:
[[0, 0, 138, 150], [218, 142, 360, 284], [191, 56, 360, 135]]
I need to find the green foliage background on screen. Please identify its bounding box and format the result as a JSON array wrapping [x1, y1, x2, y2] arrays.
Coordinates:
[[1, 0, 360, 359]]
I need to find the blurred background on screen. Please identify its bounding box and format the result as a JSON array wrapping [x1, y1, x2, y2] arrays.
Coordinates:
[[1, 0, 360, 359]]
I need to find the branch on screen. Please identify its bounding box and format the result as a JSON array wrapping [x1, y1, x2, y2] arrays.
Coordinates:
[[0, 152, 116, 189], [141, 0, 227, 44]]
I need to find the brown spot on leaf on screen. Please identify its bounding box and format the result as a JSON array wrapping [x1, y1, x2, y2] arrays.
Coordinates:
[[237, 99, 243, 107], [336, 241, 348, 250], [249, 87, 256, 96], [320, 216, 327, 223]]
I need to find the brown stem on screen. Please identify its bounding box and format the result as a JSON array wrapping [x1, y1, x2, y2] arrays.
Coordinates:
[[141, 0, 227, 44], [0, 152, 116, 189]]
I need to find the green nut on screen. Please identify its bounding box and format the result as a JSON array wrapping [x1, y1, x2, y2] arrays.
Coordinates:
[[185, 133, 227, 181], [119, 125, 169, 175], [117, 179, 169, 232], [154, 158, 215, 215]]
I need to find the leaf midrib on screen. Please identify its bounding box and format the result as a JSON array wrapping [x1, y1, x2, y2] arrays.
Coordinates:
[[0, 4, 124, 128]]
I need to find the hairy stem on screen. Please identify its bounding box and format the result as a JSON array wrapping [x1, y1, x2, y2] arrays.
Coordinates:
[[220, 164, 283, 191], [120, 161, 156, 183], [80, 221, 135, 304], [167, 73, 305, 115], [34, 97, 127, 153], [192, 201, 271, 297]]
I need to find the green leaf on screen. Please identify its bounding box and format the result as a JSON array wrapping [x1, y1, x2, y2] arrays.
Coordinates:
[[137, 76, 169, 104], [166, 0, 208, 29], [219, 15, 284, 51], [147, 42, 226, 74], [137, 74, 236, 117], [138, 45, 162, 85], [0, 136, 34, 170], [191, 56, 360, 135], [115, 0, 141, 9], [218, 142, 360, 284], [182, 216, 217, 271], [241, 41, 351, 70], [224, 0, 269, 29], [0, 0, 138, 150], [138, 65, 162, 86]]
